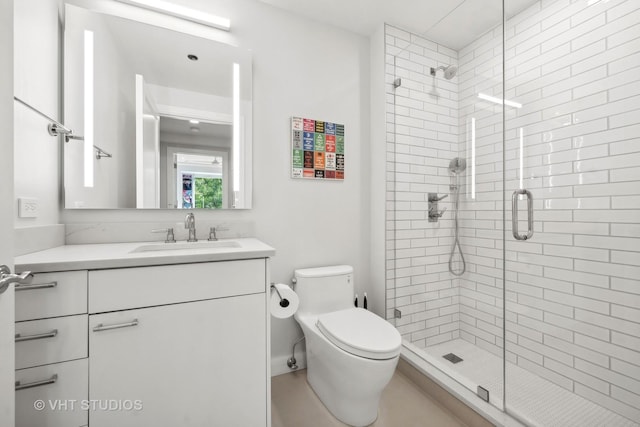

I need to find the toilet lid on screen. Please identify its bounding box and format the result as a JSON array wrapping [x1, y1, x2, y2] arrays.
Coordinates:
[[317, 308, 401, 360]]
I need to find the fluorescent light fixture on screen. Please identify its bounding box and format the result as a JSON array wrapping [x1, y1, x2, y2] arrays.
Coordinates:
[[519, 128, 524, 190], [135, 74, 144, 207], [478, 92, 522, 109], [189, 119, 200, 124], [114, 0, 231, 31], [84, 30, 94, 188], [232, 62, 240, 193], [471, 117, 476, 200]]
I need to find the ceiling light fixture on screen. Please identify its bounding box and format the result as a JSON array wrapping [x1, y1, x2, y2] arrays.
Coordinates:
[[189, 119, 200, 124], [113, 0, 231, 31]]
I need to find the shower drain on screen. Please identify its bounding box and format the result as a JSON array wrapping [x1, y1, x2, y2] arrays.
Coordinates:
[[443, 353, 463, 364]]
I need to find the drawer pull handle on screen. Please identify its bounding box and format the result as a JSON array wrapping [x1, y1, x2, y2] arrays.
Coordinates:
[[93, 319, 139, 332], [15, 281, 58, 291], [15, 374, 58, 391], [15, 329, 58, 342]]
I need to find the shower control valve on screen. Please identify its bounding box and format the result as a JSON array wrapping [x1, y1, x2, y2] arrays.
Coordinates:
[[428, 192, 448, 223], [428, 193, 448, 202]]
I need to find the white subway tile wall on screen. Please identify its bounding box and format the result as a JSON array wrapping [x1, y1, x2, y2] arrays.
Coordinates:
[[386, 0, 640, 423], [385, 24, 462, 349]]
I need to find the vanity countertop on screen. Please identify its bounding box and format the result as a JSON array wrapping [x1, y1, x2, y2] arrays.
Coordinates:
[[14, 238, 276, 273]]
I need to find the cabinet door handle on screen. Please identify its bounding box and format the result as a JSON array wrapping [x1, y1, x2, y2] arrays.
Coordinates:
[[93, 319, 139, 332], [15, 329, 58, 342], [15, 374, 58, 391], [15, 281, 57, 291]]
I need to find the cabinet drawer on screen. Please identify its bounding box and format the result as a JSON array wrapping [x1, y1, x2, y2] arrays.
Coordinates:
[[16, 358, 88, 427], [89, 259, 266, 313], [16, 315, 88, 369], [15, 271, 88, 321]]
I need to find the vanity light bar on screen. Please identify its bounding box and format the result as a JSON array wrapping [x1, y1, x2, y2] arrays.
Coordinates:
[[114, 0, 231, 31]]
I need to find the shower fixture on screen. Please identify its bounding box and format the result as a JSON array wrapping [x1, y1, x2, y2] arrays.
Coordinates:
[[449, 157, 467, 175], [448, 157, 466, 276], [430, 65, 458, 80]]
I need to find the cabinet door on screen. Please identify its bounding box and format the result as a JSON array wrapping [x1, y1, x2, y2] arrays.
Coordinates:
[[89, 294, 267, 427]]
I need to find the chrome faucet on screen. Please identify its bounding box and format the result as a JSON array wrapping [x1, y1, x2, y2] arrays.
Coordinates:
[[185, 213, 197, 242]]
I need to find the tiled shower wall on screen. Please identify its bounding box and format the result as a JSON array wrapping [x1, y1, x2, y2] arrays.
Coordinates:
[[458, 0, 640, 421], [386, 0, 640, 422], [384, 25, 461, 347]]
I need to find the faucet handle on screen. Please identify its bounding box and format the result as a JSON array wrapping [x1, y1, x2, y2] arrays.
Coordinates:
[[151, 228, 176, 243], [208, 227, 218, 241], [208, 226, 230, 241]]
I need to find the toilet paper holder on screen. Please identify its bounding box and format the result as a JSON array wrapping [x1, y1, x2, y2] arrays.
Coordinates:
[[271, 283, 290, 308]]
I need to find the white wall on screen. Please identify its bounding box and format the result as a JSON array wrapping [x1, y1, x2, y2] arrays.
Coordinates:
[[369, 24, 387, 318], [0, 0, 15, 422], [56, 0, 371, 375], [14, 0, 61, 228]]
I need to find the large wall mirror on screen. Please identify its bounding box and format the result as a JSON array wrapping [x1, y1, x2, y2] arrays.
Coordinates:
[[63, 3, 252, 209]]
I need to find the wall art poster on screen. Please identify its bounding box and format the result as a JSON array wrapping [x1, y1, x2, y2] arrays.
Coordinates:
[[291, 117, 344, 180]]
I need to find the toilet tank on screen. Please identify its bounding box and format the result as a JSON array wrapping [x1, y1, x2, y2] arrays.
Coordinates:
[[293, 265, 354, 315]]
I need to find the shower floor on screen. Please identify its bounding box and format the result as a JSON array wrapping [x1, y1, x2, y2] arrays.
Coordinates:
[[422, 339, 638, 427]]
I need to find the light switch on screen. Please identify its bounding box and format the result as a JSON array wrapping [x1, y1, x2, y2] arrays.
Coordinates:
[[18, 197, 39, 218]]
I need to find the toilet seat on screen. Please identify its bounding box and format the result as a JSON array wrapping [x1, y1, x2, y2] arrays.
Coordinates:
[[317, 308, 401, 360]]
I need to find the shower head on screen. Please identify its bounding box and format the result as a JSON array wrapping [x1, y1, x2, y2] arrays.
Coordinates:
[[430, 65, 458, 80], [449, 157, 467, 174]]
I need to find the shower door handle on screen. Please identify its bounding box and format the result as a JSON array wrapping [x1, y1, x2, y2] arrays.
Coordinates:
[[512, 189, 533, 241]]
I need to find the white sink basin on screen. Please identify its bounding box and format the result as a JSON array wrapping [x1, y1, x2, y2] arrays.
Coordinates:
[[130, 240, 241, 254]]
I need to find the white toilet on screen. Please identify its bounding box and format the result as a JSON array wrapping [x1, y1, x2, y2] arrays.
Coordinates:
[[293, 265, 401, 427]]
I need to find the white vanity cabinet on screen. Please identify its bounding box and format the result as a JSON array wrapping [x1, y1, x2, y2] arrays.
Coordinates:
[[87, 259, 269, 427], [14, 238, 275, 427], [14, 270, 89, 427]]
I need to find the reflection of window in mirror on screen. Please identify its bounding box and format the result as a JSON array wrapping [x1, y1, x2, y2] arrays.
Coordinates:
[[173, 153, 225, 209], [160, 117, 231, 209]]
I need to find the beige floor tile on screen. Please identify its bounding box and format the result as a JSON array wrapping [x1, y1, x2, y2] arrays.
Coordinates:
[[272, 369, 468, 427]]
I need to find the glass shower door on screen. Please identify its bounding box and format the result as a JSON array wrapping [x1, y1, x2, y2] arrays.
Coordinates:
[[387, 0, 506, 411], [503, 0, 640, 425]]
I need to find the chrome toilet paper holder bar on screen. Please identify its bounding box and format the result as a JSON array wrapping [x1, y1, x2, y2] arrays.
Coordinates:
[[270, 283, 290, 308]]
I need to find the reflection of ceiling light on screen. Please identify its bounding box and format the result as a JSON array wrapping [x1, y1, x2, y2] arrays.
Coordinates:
[[190, 126, 200, 133], [189, 119, 200, 124], [212, 157, 220, 165], [478, 93, 522, 109], [113, 0, 231, 31]]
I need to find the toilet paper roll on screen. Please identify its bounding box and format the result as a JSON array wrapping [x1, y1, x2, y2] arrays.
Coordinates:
[[270, 283, 299, 319]]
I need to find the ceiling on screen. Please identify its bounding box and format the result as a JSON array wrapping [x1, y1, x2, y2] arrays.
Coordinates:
[[160, 116, 232, 141], [256, 0, 538, 50]]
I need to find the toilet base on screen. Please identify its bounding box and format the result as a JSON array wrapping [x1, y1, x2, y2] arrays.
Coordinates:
[[299, 315, 399, 427]]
